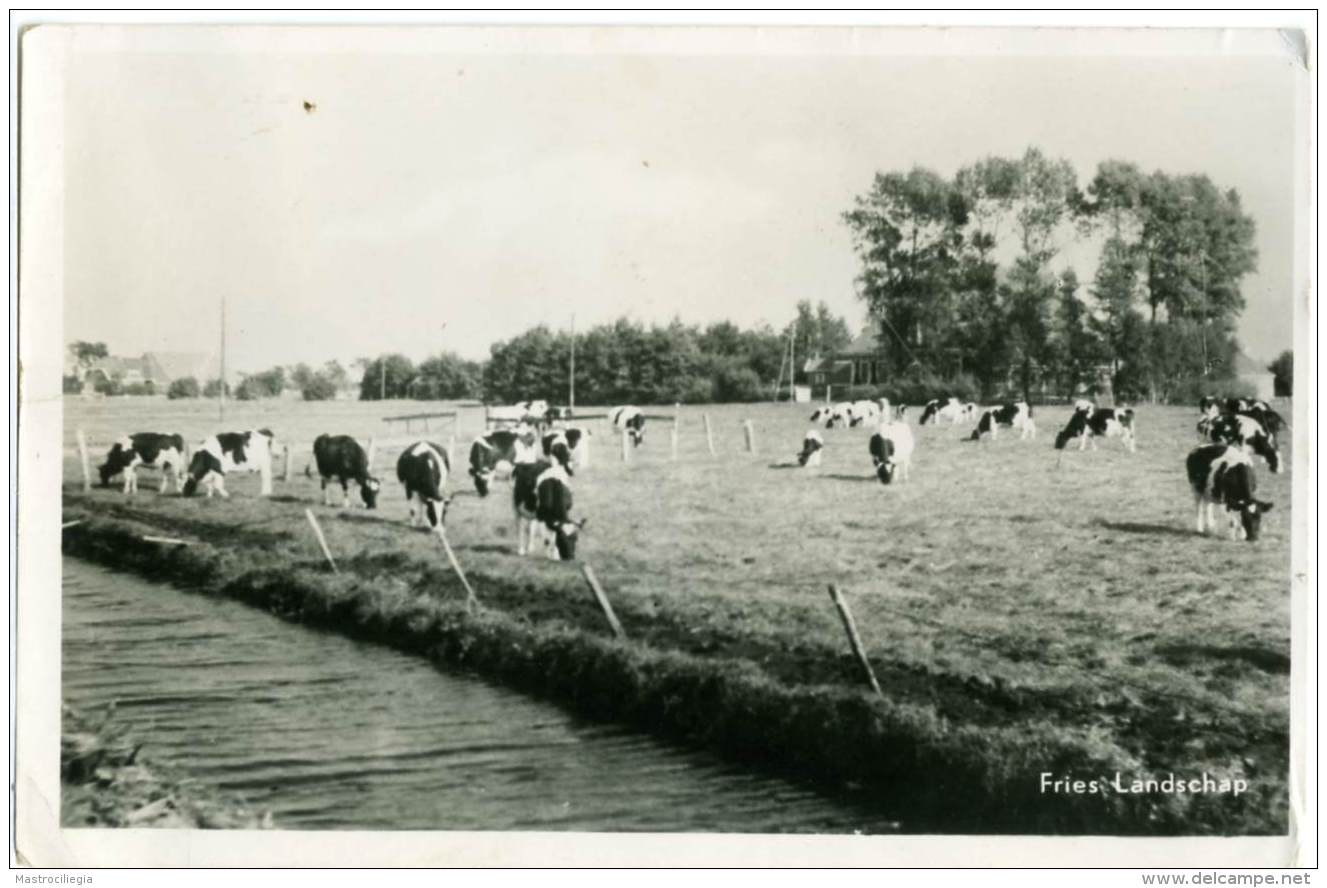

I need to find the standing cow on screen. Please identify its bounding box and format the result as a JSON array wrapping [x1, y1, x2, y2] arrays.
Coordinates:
[[1054, 407, 1136, 453], [512, 460, 585, 560], [98, 432, 186, 494], [918, 397, 964, 425], [610, 406, 646, 446], [1205, 413, 1282, 474], [468, 427, 538, 496], [868, 421, 915, 484], [797, 430, 824, 468], [181, 429, 276, 498], [1186, 444, 1274, 541], [396, 440, 453, 530], [312, 434, 380, 508], [968, 402, 1036, 442], [541, 427, 589, 474]]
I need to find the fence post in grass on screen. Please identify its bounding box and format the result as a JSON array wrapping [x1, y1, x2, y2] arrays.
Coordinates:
[[366, 437, 377, 472], [446, 435, 456, 468], [671, 405, 680, 461], [580, 563, 625, 639], [76, 429, 91, 492], [827, 584, 884, 699], [304, 509, 339, 575], [282, 445, 293, 482], [743, 419, 756, 454], [702, 413, 716, 457], [620, 428, 630, 463], [436, 528, 479, 613]]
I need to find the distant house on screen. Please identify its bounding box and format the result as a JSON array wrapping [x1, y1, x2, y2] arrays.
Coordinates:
[[85, 351, 221, 392], [1232, 350, 1276, 401], [804, 327, 888, 394]]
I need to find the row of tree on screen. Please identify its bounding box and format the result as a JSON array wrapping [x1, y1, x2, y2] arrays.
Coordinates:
[[842, 149, 1260, 402]]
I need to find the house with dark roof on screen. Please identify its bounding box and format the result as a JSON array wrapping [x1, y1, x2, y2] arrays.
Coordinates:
[[803, 327, 888, 392], [85, 351, 221, 392]]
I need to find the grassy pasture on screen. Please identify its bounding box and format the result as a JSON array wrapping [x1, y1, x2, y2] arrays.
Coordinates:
[[61, 395, 1293, 830]]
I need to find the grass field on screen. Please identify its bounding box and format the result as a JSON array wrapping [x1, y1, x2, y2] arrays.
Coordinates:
[[60, 395, 1294, 832]]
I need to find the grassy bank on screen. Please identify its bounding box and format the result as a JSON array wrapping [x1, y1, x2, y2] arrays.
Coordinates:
[[62, 704, 271, 829], [62, 508, 1280, 834]]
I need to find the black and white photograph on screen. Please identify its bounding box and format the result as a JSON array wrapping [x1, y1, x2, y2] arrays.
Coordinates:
[[13, 16, 1314, 869]]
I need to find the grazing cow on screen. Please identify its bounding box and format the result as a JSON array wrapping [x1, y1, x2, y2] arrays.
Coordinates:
[[968, 402, 1036, 442], [809, 405, 835, 424], [849, 400, 880, 427], [868, 421, 915, 484], [395, 440, 452, 530], [181, 429, 275, 498], [1198, 396, 1222, 420], [1239, 402, 1286, 440], [797, 430, 824, 468], [918, 397, 964, 425], [512, 460, 585, 560], [541, 428, 589, 474], [1073, 399, 1095, 415], [610, 405, 646, 446], [312, 434, 380, 508], [1053, 407, 1136, 453], [98, 433, 186, 494], [468, 427, 538, 496], [1186, 444, 1274, 541], [823, 402, 856, 429], [1205, 413, 1281, 474]]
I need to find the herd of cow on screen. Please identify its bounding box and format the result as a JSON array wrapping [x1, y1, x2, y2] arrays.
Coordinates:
[[88, 393, 1286, 563], [91, 401, 646, 562], [795, 393, 1286, 542]]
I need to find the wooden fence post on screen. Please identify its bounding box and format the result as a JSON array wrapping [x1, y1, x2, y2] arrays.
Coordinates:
[[76, 429, 91, 492], [366, 437, 377, 472], [620, 429, 630, 463], [304, 509, 339, 574], [436, 529, 479, 612], [580, 430, 592, 468], [827, 584, 884, 699], [702, 413, 716, 457], [283, 445, 293, 482], [671, 406, 680, 461], [581, 563, 626, 639], [743, 420, 756, 454], [446, 435, 456, 468]]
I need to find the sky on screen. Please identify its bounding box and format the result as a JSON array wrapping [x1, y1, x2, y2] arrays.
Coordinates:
[[60, 28, 1305, 374]]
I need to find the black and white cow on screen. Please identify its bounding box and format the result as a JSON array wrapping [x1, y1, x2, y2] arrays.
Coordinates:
[[1239, 402, 1286, 441], [98, 433, 186, 494], [821, 402, 856, 429], [868, 421, 915, 484], [488, 400, 553, 429], [468, 427, 538, 496], [512, 460, 585, 560], [968, 402, 1036, 442], [396, 440, 453, 530], [809, 405, 836, 424], [848, 400, 880, 427], [541, 427, 589, 474], [797, 430, 824, 468], [181, 429, 276, 497], [610, 406, 646, 446], [1186, 444, 1274, 541], [1053, 407, 1136, 453], [918, 397, 964, 425], [312, 434, 380, 508], [1205, 413, 1282, 474]]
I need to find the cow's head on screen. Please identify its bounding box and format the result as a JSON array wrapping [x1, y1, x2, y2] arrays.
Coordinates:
[[361, 476, 381, 509], [549, 518, 586, 561], [876, 459, 901, 484], [470, 468, 493, 497], [1234, 499, 1274, 542], [424, 495, 454, 529]]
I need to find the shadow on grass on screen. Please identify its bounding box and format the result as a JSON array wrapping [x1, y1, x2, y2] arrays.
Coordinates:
[[267, 494, 307, 505], [766, 462, 802, 470], [1093, 519, 1193, 538], [823, 473, 875, 483], [1155, 642, 1290, 675]]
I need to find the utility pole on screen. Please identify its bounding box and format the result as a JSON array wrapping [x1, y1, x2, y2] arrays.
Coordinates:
[[569, 313, 576, 410], [219, 294, 226, 422], [381, 356, 386, 401]]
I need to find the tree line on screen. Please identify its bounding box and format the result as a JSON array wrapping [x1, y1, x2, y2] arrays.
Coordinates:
[[842, 149, 1262, 403]]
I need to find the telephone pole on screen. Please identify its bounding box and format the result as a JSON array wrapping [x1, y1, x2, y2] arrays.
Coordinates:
[[219, 294, 226, 422], [569, 313, 576, 410]]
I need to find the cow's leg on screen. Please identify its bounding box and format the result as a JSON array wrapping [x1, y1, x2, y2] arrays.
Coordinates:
[[1195, 494, 1206, 534], [214, 474, 229, 499], [322, 478, 331, 506], [407, 492, 417, 526], [1228, 509, 1241, 541], [342, 479, 351, 509]]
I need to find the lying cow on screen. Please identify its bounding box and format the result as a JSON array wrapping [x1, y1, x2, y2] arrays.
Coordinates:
[[312, 434, 380, 508], [396, 440, 452, 530], [868, 421, 914, 484], [1205, 413, 1281, 474], [1054, 407, 1136, 453], [468, 427, 538, 496], [797, 430, 824, 468], [98, 432, 186, 494], [541, 427, 588, 474], [512, 460, 585, 560], [610, 405, 646, 446], [1186, 443, 1274, 542], [918, 397, 964, 425], [968, 402, 1036, 442], [182, 429, 275, 498]]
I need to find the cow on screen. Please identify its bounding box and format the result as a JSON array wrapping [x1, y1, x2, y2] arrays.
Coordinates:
[[1186, 444, 1274, 541], [809, 406, 836, 424], [1205, 413, 1281, 474], [98, 433, 186, 494], [823, 402, 856, 429], [848, 400, 880, 427], [512, 460, 585, 560], [541, 427, 589, 474], [875, 397, 893, 421], [488, 400, 553, 429], [395, 440, 453, 530], [1053, 407, 1136, 453], [918, 397, 964, 425], [1073, 398, 1095, 415], [968, 402, 1036, 442], [797, 430, 824, 468], [181, 429, 275, 498], [610, 406, 646, 446], [468, 427, 538, 497], [312, 434, 380, 508], [1239, 402, 1287, 440], [868, 421, 915, 484]]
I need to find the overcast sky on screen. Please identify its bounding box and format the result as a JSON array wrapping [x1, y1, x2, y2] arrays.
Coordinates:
[[60, 29, 1304, 373]]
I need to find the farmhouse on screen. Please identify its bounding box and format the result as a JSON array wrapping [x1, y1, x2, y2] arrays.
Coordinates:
[[804, 327, 888, 394], [84, 352, 221, 392]]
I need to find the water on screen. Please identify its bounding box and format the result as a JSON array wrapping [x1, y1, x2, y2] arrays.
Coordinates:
[[62, 558, 897, 832]]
